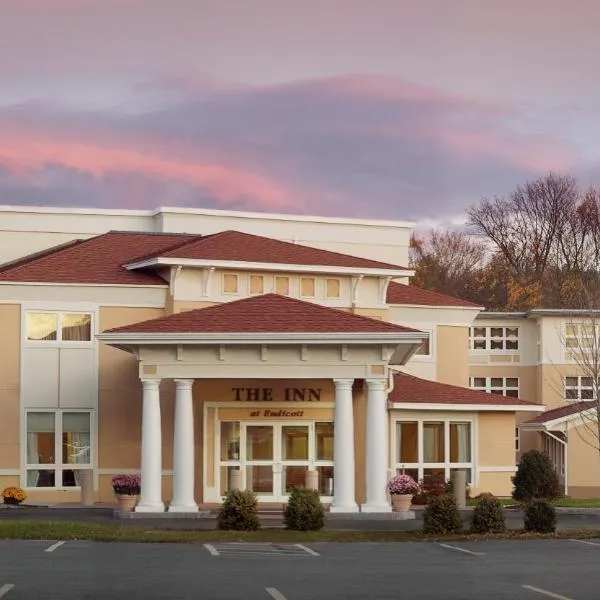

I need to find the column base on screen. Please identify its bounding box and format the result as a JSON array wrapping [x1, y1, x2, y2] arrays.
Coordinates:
[[360, 502, 392, 513], [168, 503, 199, 513], [329, 503, 359, 514], [134, 502, 165, 513]]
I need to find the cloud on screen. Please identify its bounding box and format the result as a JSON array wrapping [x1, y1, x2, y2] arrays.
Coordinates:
[[0, 74, 586, 221]]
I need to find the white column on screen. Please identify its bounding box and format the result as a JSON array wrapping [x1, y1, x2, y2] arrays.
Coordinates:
[[169, 379, 198, 512], [330, 378, 358, 513], [135, 379, 164, 513], [362, 378, 391, 512]]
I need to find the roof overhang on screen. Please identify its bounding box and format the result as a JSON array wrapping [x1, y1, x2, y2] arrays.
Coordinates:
[[123, 256, 414, 278], [520, 407, 596, 431], [389, 402, 545, 412]]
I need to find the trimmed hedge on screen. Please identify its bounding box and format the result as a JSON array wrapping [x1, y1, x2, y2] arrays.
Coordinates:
[[512, 450, 560, 502], [283, 487, 324, 531], [524, 500, 556, 533], [423, 494, 463, 535], [470, 493, 506, 534], [217, 489, 260, 531]]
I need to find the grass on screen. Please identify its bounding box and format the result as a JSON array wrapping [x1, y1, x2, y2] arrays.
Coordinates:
[[1, 520, 600, 544], [466, 497, 600, 508]]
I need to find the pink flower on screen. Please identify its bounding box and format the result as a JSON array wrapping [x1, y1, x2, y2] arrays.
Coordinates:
[[387, 474, 419, 495]]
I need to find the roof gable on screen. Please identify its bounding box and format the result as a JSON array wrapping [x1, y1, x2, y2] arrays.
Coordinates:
[[386, 282, 481, 309], [128, 230, 410, 272], [524, 402, 591, 426], [103, 293, 422, 335]]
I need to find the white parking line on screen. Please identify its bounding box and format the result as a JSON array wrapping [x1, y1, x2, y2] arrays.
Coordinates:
[[437, 543, 485, 556], [294, 543, 320, 556], [203, 543, 220, 556], [0, 584, 15, 598], [569, 538, 600, 547], [265, 588, 288, 600], [45, 541, 65, 553], [522, 584, 574, 600]]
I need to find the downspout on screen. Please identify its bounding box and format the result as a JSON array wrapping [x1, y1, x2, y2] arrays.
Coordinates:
[[544, 429, 568, 497]]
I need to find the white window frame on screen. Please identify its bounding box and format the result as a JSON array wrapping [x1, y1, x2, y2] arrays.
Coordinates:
[[391, 416, 476, 486], [515, 427, 520, 452], [564, 375, 596, 401], [469, 326, 519, 352], [469, 376, 520, 398], [22, 408, 95, 490], [23, 310, 95, 347]]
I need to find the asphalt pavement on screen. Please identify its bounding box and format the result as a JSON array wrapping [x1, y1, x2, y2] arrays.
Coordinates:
[[1, 537, 599, 599]]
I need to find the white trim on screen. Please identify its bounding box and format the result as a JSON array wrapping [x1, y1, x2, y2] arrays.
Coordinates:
[[0, 469, 20, 476], [477, 466, 517, 473], [0, 281, 167, 289], [388, 303, 483, 312], [124, 257, 413, 278], [389, 402, 544, 412], [97, 469, 174, 476]]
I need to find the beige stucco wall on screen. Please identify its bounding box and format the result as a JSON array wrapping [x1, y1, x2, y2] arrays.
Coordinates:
[[436, 325, 469, 386], [567, 423, 600, 497], [539, 364, 581, 411], [0, 304, 21, 471]]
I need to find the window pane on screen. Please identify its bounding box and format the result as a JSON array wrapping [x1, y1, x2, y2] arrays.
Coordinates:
[[246, 426, 273, 460], [396, 422, 418, 463], [281, 426, 308, 460], [397, 468, 419, 483], [315, 422, 333, 461], [490, 327, 503, 338], [450, 423, 471, 462], [27, 313, 57, 341], [316, 466, 334, 495], [472, 378, 486, 388], [27, 413, 55, 464], [220, 422, 240, 460], [566, 388, 579, 400], [490, 339, 504, 350], [581, 377, 593, 387], [326, 278, 340, 297], [505, 339, 519, 350], [506, 378, 519, 387], [582, 389, 594, 400], [27, 469, 55, 487], [249, 275, 264, 295], [506, 327, 519, 338], [275, 276, 289, 295], [505, 390, 519, 398], [490, 377, 503, 387], [565, 377, 579, 386], [283, 466, 307, 493], [62, 313, 91, 341], [62, 412, 91, 465], [473, 339, 487, 350], [473, 327, 486, 337], [246, 465, 273, 494], [223, 273, 238, 293], [423, 422, 444, 463], [301, 277, 315, 296]]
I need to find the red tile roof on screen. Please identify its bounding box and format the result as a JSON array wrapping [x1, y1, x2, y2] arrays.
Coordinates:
[[104, 293, 423, 335], [386, 281, 481, 308], [132, 230, 409, 271], [524, 402, 590, 425], [389, 372, 538, 406], [0, 231, 197, 285]]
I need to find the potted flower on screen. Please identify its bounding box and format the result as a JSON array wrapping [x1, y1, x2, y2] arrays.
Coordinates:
[[387, 474, 419, 512], [2, 486, 26, 506], [111, 474, 141, 512]]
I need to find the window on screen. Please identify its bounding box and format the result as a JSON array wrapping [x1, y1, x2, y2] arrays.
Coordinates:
[[26, 312, 92, 342], [469, 326, 519, 351], [469, 376, 519, 398], [515, 427, 520, 451], [301, 277, 315, 297], [223, 273, 238, 294], [565, 376, 596, 401], [326, 278, 340, 298], [249, 275, 264, 295], [275, 276, 289, 295], [26, 411, 92, 488], [564, 323, 597, 351], [393, 419, 473, 484]]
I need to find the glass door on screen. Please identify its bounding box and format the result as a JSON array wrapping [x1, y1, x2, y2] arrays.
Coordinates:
[[280, 425, 311, 496], [244, 424, 275, 496]]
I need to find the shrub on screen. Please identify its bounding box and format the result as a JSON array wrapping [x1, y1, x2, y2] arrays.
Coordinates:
[[512, 450, 560, 502], [2, 487, 26, 505], [412, 474, 446, 505], [111, 474, 141, 496], [524, 499, 556, 533], [217, 489, 260, 531], [470, 493, 507, 533], [422, 494, 463, 534], [387, 474, 420, 496], [283, 487, 324, 531]]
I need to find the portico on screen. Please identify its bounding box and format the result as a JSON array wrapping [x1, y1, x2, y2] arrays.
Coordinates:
[[96, 293, 427, 513]]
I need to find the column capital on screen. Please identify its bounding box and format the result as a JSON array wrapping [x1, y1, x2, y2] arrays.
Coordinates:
[[333, 378, 354, 391], [141, 379, 161, 391], [365, 378, 387, 392], [174, 379, 195, 391]]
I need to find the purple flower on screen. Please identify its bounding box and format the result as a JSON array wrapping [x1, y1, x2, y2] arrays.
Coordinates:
[[111, 474, 141, 496], [387, 474, 419, 495]]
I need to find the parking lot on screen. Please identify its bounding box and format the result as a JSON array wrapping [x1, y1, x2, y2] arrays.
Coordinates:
[[1, 537, 600, 599]]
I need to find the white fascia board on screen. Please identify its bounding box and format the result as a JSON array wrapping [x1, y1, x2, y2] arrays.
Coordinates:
[[124, 257, 413, 278], [389, 402, 545, 412], [0, 281, 167, 289], [96, 331, 426, 345], [388, 303, 484, 312]]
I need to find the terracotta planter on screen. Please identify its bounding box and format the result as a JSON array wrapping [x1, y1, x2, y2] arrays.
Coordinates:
[[117, 494, 138, 512], [391, 494, 413, 512]]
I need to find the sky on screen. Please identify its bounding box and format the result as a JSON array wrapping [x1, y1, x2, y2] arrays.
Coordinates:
[[1, 0, 599, 228]]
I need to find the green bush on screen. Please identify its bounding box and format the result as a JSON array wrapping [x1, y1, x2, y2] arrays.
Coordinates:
[[283, 487, 325, 531], [523, 499, 556, 533], [470, 493, 507, 533], [217, 489, 260, 531], [512, 449, 560, 502], [422, 494, 463, 535]]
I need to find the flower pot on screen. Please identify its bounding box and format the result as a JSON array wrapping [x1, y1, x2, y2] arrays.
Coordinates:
[[391, 494, 413, 512], [117, 494, 138, 512]]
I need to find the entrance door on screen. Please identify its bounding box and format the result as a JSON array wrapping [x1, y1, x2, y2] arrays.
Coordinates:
[[245, 424, 275, 497]]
